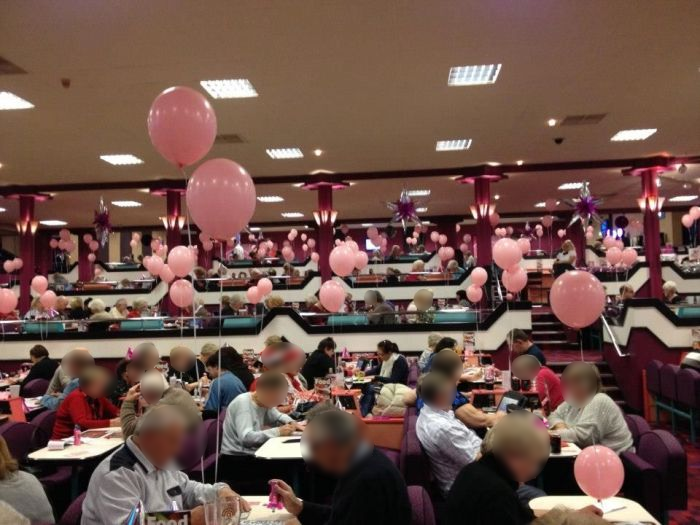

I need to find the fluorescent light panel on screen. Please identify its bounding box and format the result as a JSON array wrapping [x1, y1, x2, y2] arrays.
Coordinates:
[[406, 189, 431, 197], [281, 212, 304, 218], [558, 182, 583, 190], [199, 79, 258, 99], [668, 195, 698, 202], [416, 207, 428, 213], [100, 154, 144, 166], [111, 200, 142, 208], [534, 202, 546, 208], [0, 207, 6, 212], [257, 195, 284, 203], [40, 220, 67, 226], [610, 128, 657, 142], [0, 91, 34, 110], [436, 139, 472, 151], [266, 148, 303, 159], [448, 64, 502, 86]]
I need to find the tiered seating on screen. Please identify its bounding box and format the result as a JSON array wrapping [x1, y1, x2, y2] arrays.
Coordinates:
[[647, 360, 700, 443]]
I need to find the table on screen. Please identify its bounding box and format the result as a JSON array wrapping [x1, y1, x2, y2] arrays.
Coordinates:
[[530, 496, 660, 524], [550, 441, 581, 458], [240, 495, 294, 523], [254, 436, 303, 460]]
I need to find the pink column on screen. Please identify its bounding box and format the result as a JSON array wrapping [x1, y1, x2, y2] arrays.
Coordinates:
[[165, 189, 184, 249], [567, 225, 587, 267], [640, 169, 663, 299], [18, 196, 36, 314], [317, 185, 334, 282], [78, 235, 92, 281], [473, 178, 493, 267]]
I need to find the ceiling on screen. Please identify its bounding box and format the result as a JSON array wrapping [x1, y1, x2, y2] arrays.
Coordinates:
[[0, 1, 699, 227]]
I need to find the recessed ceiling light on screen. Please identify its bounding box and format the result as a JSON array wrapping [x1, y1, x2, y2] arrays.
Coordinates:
[[448, 64, 502, 86], [516, 160, 524, 166], [249, 227, 261, 232], [0, 207, 6, 212], [416, 207, 428, 213], [257, 195, 284, 203], [266, 148, 303, 159], [310, 169, 335, 175], [683, 183, 691, 189], [138, 188, 151, 193], [281, 212, 304, 218], [361, 223, 374, 227], [199, 79, 258, 99], [100, 154, 144, 166], [487, 162, 500, 167], [547, 118, 557, 127], [610, 128, 657, 142], [0, 91, 34, 110], [292, 183, 305, 188], [313, 149, 323, 157], [494, 194, 500, 200], [406, 189, 431, 197], [558, 182, 584, 190], [668, 195, 698, 202], [111, 200, 142, 208], [40, 220, 67, 226], [534, 202, 546, 208], [436, 139, 472, 151]]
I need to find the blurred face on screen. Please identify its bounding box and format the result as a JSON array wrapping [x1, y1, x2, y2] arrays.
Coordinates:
[[255, 387, 288, 408], [83, 373, 109, 398], [116, 300, 127, 313], [125, 365, 143, 385], [171, 351, 194, 373], [502, 449, 546, 483], [364, 291, 376, 307], [206, 365, 220, 379], [139, 349, 159, 370], [141, 386, 164, 405], [303, 425, 355, 477], [561, 376, 591, 407], [136, 423, 185, 470]]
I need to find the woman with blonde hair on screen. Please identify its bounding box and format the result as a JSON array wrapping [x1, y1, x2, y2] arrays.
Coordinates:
[[127, 298, 149, 318], [0, 436, 54, 524]]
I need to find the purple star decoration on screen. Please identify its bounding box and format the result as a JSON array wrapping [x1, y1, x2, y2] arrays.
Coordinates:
[[93, 197, 112, 247], [564, 182, 602, 229], [385, 189, 423, 229]]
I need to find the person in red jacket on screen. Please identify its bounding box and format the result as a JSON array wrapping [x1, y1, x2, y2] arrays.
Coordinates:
[[52, 365, 121, 439]]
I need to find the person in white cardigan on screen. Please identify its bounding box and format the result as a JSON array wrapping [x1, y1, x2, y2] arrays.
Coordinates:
[[548, 362, 633, 454]]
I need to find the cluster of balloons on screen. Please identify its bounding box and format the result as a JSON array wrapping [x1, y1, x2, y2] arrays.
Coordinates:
[[605, 246, 638, 267], [329, 238, 369, 277], [494, 227, 513, 238], [533, 223, 544, 239], [149, 237, 169, 259], [246, 277, 274, 305], [681, 206, 700, 229], [466, 267, 488, 303], [493, 238, 528, 294], [48, 229, 75, 253], [319, 280, 345, 312], [550, 270, 605, 329], [198, 232, 215, 252], [489, 212, 500, 227], [81, 233, 101, 263], [574, 445, 624, 501], [459, 233, 473, 255], [30, 275, 57, 310], [2, 257, 23, 274], [128, 232, 142, 252]]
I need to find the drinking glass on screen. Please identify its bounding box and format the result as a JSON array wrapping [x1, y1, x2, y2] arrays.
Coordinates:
[[343, 376, 354, 391]]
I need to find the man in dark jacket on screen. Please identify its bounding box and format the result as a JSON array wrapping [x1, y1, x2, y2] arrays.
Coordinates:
[[301, 337, 336, 388], [19, 344, 59, 396], [272, 408, 410, 525]]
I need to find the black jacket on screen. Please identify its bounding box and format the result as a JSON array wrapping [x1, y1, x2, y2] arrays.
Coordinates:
[[301, 349, 335, 388], [19, 357, 59, 396], [299, 447, 411, 525], [367, 355, 409, 385], [445, 453, 535, 525]]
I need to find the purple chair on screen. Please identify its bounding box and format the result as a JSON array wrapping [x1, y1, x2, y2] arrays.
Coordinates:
[[659, 364, 680, 431], [57, 492, 86, 525], [623, 414, 651, 449], [188, 418, 223, 482], [399, 429, 432, 488], [178, 422, 208, 473], [408, 485, 436, 525], [403, 407, 417, 434], [378, 447, 400, 468], [621, 450, 662, 519], [0, 421, 36, 462], [22, 378, 49, 397], [638, 429, 687, 515], [645, 360, 663, 422], [676, 368, 700, 443], [30, 409, 57, 449], [407, 363, 420, 389]]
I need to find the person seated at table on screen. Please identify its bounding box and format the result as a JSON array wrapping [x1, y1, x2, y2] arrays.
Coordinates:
[[109, 357, 144, 407], [445, 412, 602, 525], [167, 345, 205, 387], [463, 248, 476, 269], [422, 337, 480, 382], [133, 341, 161, 371], [127, 298, 149, 318], [366, 340, 409, 385], [509, 328, 547, 365], [254, 340, 308, 401], [271, 408, 411, 525], [53, 295, 69, 320], [82, 405, 249, 525], [417, 332, 443, 372], [87, 299, 114, 331], [110, 298, 129, 319], [512, 355, 564, 415], [13, 344, 58, 396], [0, 436, 55, 524], [663, 280, 681, 304], [203, 347, 248, 413], [616, 284, 635, 305], [455, 289, 469, 307], [120, 370, 201, 439], [301, 336, 337, 388], [363, 290, 395, 325], [446, 259, 466, 279], [404, 259, 426, 282], [548, 362, 633, 453], [52, 365, 120, 439], [416, 372, 482, 496], [553, 240, 577, 276], [23, 297, 48, 320], [67, 297, 88, 320], [387, 244, 402, 260], [221, 372, 302, 457], [264, 294, 285, 311], [40, 348, 95, 410]]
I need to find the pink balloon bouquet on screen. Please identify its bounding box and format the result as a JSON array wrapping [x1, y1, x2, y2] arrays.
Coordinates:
[[470, 267, 488, 287], [0, 289, 18, 314], [329, 245, 356, 277], [246, 286, 261, 305], [493, 238, 522, 271], [31, 275, 49, 295], [257, 278, 273, 296], [574, 445, 624, 501], [466, 285, 483, 303], [168, 245, 195, 278]]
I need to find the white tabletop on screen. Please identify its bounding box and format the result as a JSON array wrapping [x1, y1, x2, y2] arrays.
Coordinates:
[[530, 496, 660, 524], [254, 436, 302, 460], [550, 441, 581, 458], [28, 428, 124, 462], [241, 496, 294, 523]]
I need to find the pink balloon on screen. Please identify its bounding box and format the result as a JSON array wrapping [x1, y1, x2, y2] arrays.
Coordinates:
[[159, 264, 175, 284], [257, 278, 273, 296], [536, 229, 543, 238], [94, 267, 102, 276], [311, 252, 320, 263], [147, 86, 217, 167], [187, 158, 256, 241], [455, 224, 461, 232], [691, 206, 700, 221], [471, 267, 488, 287], [516, 238, 531, 255], [129, 239, 138, 249], [462, 233, 472, 244], [150, 239, 161, 252], [302, 244, 308, 252], [57, 240, 67, 251], [438, 234, 448, 246], [39, 290, 57, 310], [466, 285, 483, 303], [0, 289, 18, 314], [87, 253, 96, 263], [3, 260, 14, 273], [405, 237, 412, 244], [346, 240, 359, 253], [544, 198, 558, 212], [31, 275, 48, 295], [307, 238, 316, 249], [59, 228, 71, 241], [506, 226, 514, 236], [615, 240, 624, 250], [493, 238, 522, 270], [443, 247, 455, 261], [489, 213, 500, 227], [287, 232, 295, 242], [13, 258, 23, 270], [329, 245, 356, 277], [142, 255, 152, 270], [89, 240, 99, 252], [148, 255, 164, 275], [430, 231, 440, 243], [168, 245, 195, 278], [319, 280, 345, 312], [459, 243, 469, 254], [542, 215, 553, 228], [202, 240, 214, 252], [301, 233, 307, 242], [550, 271, 605, 329], [506, 293, 514, 301], [169, 279, 195, 308], [49, 239, 59, 249], [503, 266, 528, 293], [621, 247, 638, 267], [283, 249, 295, 262], [557, 229, 566, 239], [366, 227, 379, 239], [82, 233, 93, 244], [355, 251, 369, 270], [682, 214, 694, 228], [603, 236, 616, 249], [246, 286, 261, 305], [574, 445, 624, 500], [64, 240, 75, 253], [606, 246, 622, 266], [198, 232, 210, 244]]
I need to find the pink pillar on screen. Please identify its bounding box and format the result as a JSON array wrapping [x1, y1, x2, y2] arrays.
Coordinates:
[[317, 185, 334, 282], [18, 196, 36, 314], [78, 235, 92, 281], [473, 178, 493, 267], [567, 224, 587, 267], [165, 190, 184, 249], [640, 169, 663, 299]]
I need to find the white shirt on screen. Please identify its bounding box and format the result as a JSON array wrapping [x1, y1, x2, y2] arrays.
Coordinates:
[[415, 404, 482, 495]]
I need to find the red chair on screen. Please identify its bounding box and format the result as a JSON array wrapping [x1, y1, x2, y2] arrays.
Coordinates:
[[58, 492, 86, 525]]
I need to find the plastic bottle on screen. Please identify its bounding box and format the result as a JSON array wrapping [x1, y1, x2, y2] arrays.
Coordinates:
[[73, 424, 82, 446]]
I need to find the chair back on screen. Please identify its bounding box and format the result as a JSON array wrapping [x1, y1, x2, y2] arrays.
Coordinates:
[[408, 486, 436, 525], [58, 492, 87, 525], [659, 364, 680, 401], [176, 422, 208, 471], [29, 409, 57, 449], [22, 378, 49, 397], [645, 360, 663, 396], [677, 368, 700, 408], [0, 421, 36, 462], [407, 363, 420, 388], [638, 430, 687, 511], [399, 429, 432, 488], [204, 417, 224, 456], [623, 414, 651, 449]]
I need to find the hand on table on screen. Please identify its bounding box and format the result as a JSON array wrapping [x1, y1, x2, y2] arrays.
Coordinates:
[[218, 486, 251, 512], [278, 423, 296, 437], [293, 422, 306, 432], [271, 479, 303, 516]]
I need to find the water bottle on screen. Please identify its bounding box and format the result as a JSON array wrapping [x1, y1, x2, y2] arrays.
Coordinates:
[[73, 424, 82, 446]]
